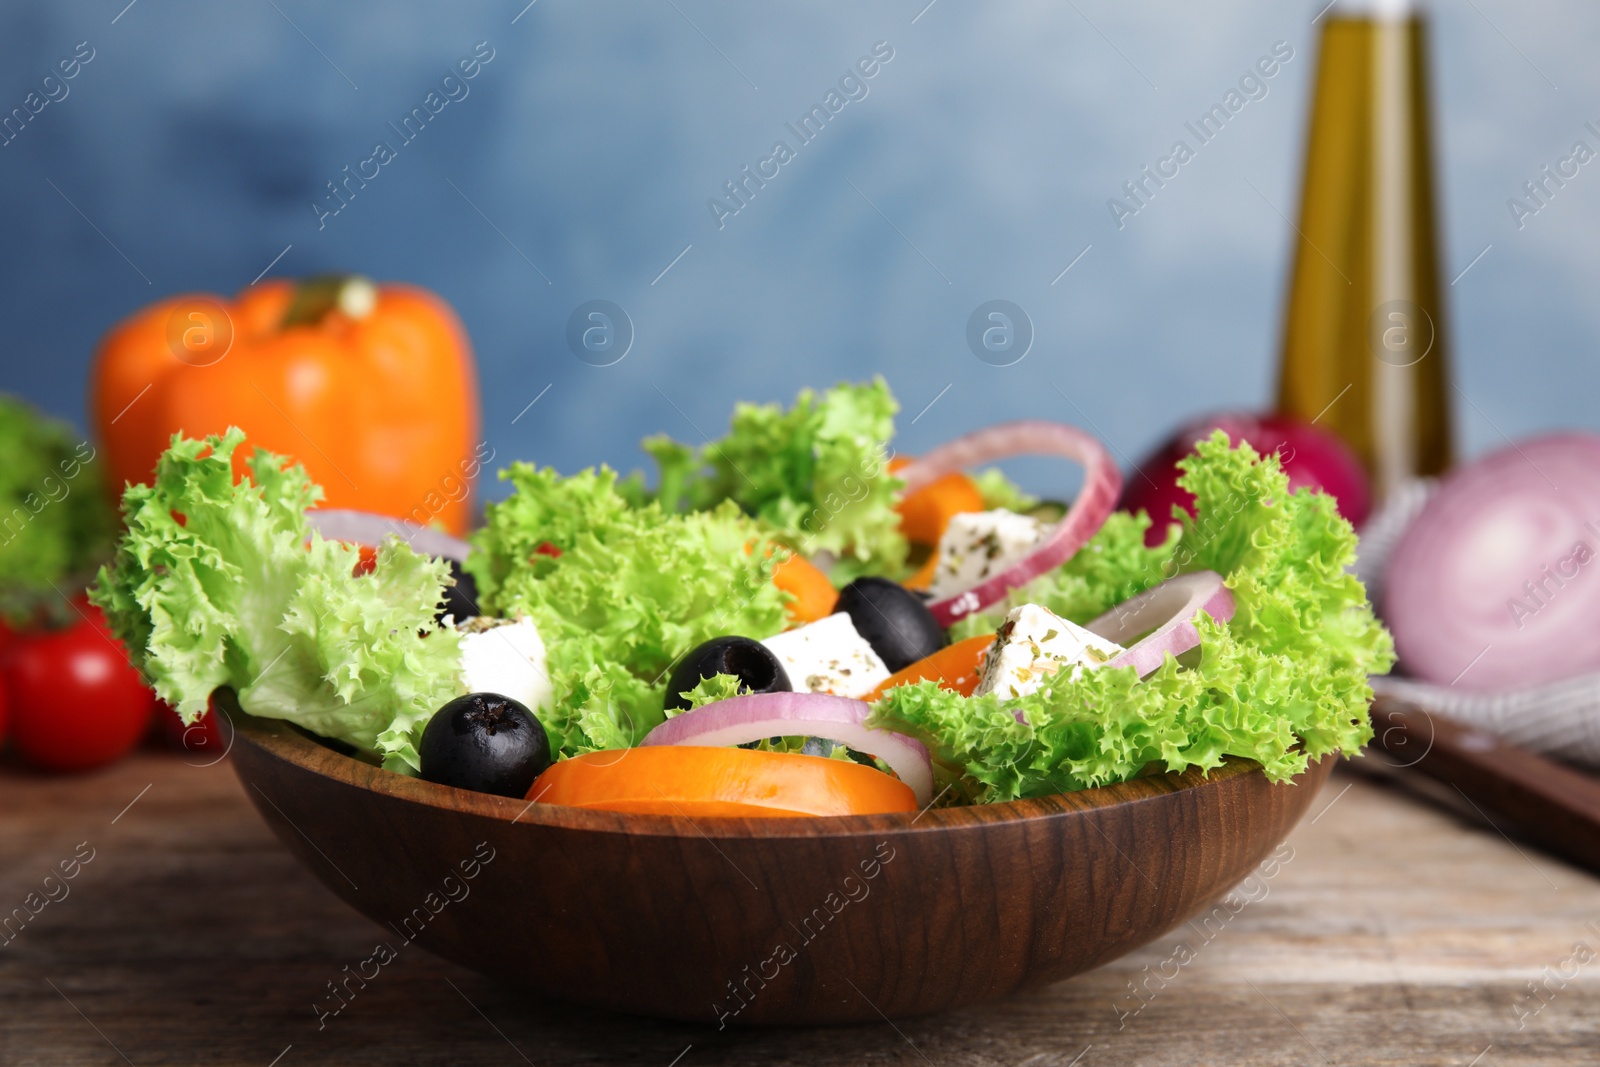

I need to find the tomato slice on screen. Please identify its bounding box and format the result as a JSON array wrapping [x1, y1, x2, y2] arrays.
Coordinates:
[[529, 745, 916, 818], [772, 553, 838, 625], [862, 634, 994, 702], [895, 471, 985, 546]]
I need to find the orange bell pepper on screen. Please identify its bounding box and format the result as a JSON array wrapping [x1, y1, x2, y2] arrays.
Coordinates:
[[529, 745, 916, 817], [772, 552, 838, 624], [91, 275, 481, 535], [892, 454, 984, 592], [862, 634, 994, 702], [895, 470, 986, 547]]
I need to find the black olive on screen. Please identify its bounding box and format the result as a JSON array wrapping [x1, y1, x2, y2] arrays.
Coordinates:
[[437, 559, 481, 624], [664, 636, 791, 712], [835, 576, 945, 672], [419, 692, 551, 797]]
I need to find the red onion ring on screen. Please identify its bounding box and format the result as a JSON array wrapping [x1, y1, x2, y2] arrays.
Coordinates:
[[1384, 433, 1600, 691], [640, 691, 934, 805], [898, 421, 1120, 627], [305, 508, 473, 562], [1085, 570, 1234, 677]]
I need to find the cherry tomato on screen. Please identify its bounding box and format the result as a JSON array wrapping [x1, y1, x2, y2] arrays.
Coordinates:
[[160, 695, 230, 758], [2, 607, 156, 773]]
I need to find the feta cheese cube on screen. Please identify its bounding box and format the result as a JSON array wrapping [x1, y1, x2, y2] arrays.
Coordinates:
[[973, 603, 1124, 699], [927, 509, 1050, 598], [760, 612, 890, 699], [458, 616, 553, 714]]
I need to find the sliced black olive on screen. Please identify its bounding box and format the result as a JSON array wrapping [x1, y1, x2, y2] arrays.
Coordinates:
[[835, 576, 945, 672], [437, 559, 481, 624], [664, 636, 791, 712]]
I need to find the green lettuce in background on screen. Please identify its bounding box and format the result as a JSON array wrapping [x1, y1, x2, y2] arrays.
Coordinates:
[[625, 379, 907, 575], [0, 395, 115, 623], [968, 467, 1040, 513], [90, 430, 461, 772], [868, 432, 1395, 802], [467, 463, 790, 756]]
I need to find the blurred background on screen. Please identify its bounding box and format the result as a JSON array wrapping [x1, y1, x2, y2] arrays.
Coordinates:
[[0, 0, 1595, 496]]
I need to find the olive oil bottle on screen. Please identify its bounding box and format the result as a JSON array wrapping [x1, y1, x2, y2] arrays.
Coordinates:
[[1275, 1, 1452, 501]]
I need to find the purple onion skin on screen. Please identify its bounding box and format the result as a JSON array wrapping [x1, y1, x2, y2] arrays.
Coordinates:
[[1122, 413, 1371, 546]]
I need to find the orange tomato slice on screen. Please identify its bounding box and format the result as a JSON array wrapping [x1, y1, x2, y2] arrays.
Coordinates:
[[895, 471, 986, 547], [772, 553, 838, 624], [529, 746, 916, 818], [862, 634, 995, 702]]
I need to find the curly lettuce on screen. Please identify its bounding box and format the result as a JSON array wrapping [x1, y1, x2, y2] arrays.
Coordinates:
[[0, 396, 114, 622], [969, 468, 1039, 513], [676, 672, 746, 712], [869, 433, 1394, 802], [89, 430, 462, 772], [467, 463, 789, 756], [629, 379, 906, 571]]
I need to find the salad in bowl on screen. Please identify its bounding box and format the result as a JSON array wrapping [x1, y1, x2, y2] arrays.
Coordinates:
[[90, 380, 1393, 817]]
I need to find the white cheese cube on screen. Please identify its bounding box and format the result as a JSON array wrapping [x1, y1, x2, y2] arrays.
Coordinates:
[[973, 603, 1124, 699], [927, 509, 1050, 598], [458, 616, 553, 714], [760, 612, 890, 699]]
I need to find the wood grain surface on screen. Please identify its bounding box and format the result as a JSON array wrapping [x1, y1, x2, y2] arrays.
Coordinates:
[[2, 750, 1599, 1066]]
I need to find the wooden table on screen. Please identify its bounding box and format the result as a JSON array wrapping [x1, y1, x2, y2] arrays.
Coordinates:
[[2, 752, 1598, 1067]]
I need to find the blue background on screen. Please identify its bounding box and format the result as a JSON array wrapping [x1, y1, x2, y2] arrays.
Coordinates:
[[1, 0, 1595, 500]]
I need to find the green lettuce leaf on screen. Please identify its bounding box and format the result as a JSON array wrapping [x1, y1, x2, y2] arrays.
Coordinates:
[[676, 672, 746, 712], [969, 468, 1040, 513], [868, 433, 1393, 801], [633, 379, 906, 571], [89, 429, 462, 772], [0, 395, 115, 622], [466, 463, 789, 756]]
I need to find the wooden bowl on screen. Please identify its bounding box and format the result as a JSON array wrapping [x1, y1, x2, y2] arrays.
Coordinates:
[[229, 711, 1331, 1025]]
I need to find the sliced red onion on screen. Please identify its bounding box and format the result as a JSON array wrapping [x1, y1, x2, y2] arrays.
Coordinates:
[[1384, 433, 1600, 691], [640, 691, 934, 806], [898, 421, 1120, 627], [306, 508, 473, 562], [1085, 570, 1234, 677]]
